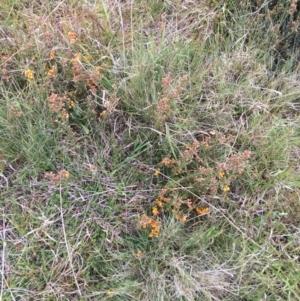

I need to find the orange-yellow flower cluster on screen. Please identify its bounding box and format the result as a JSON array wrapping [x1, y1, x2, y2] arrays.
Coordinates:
[[218, 170, 225, 178], [175, 213, 187, 223], [25, 69, 34, 79], [140, 214, 161, 238], [47, 69, 55, 77], [67, 31, 77, 44], [153, 168, 160, 176], [99, 110, 106, 117], [148, 220, 160, 237], [155, 199, 163, 207], [152, 206, 160, 216], [195, 207, 210, 215], [44, 169, 70, 184], [160, 156, 176, 166]]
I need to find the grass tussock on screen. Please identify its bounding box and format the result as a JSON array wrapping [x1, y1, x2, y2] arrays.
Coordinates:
[[1, 0, 300, 300]]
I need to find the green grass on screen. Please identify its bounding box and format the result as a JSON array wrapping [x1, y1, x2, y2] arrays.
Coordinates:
[[1, 0, 300, 300]]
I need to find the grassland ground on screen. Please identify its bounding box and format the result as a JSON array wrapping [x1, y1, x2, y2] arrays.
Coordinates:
[[1, 1, 300, 300]]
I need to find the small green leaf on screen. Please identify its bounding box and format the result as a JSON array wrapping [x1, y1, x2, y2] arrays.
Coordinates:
[[80, 124, 89, 134]]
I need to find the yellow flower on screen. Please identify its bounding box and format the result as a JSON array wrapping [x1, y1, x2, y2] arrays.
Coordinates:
[[84, 55, 92, 62], [25, 69, 34, 79], [218, 171, 225, 178], [68, 100, 74, 109], [223, 185, 230, 192], [62, 170, 70, 178], [136, 250, 142, 257], [107, 290, 113, 296], [153, 168, 160, 176], [50, 51, 55, 59], [152, 206, 159, 216]]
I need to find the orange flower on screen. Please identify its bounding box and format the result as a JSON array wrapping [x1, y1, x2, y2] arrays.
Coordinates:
[[149, 227, 160, 238], [47, 69, 55, 77], [176, 214, 187, 223], [155, 199, 163, 207], [196, 207, 210, 215], [99, 110, 106, 117], [67, 31, 77, 44], [149, 220, 161, 237], [150, 220, 159, 228]]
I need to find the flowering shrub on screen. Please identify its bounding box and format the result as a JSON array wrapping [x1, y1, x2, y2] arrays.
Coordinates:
[[155, 74, 188, 128], [44, 49, 117, 127], [44, 169, 70, 184], [140, 131, 251, 237], [0, 8, 119, 136]]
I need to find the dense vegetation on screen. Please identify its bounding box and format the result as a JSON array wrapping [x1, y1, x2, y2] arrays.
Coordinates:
[[1, 1, 300, 300]]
